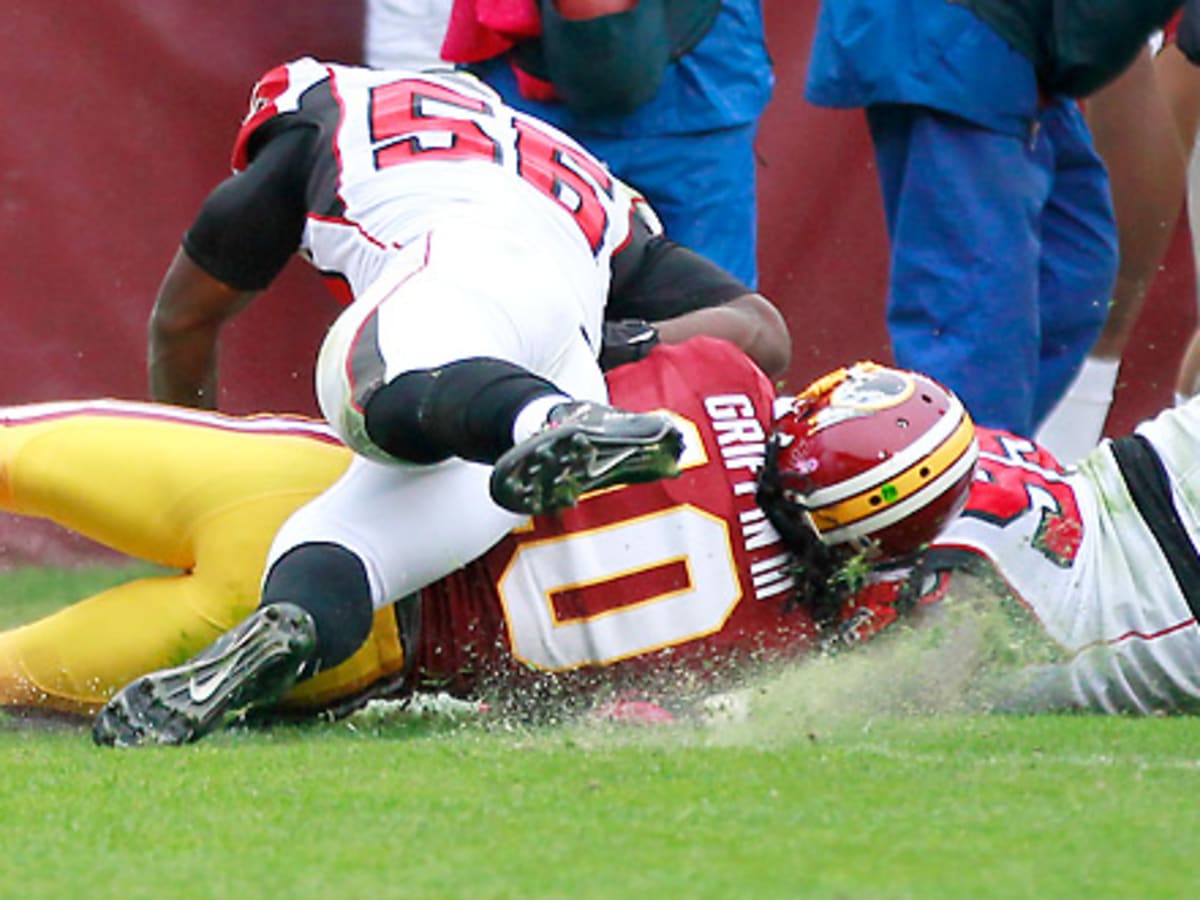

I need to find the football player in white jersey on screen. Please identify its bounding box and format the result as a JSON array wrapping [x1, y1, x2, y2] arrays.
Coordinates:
[[97, 59, 789, 746], [759, 362, 1200, 715]]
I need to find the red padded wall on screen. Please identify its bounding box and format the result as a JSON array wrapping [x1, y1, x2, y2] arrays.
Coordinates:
[[757, 4, 892, 383], [0, 1, 363, 564], [0, 1, 1192, 565]]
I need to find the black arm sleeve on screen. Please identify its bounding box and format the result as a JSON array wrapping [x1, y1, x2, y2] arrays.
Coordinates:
[[181, 125, 316, 291], [607, 224, 753, 322]]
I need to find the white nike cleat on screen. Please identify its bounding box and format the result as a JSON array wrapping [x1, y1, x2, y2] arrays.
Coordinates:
[[92, 603, 317, 748], [489, 400, 685, 515]]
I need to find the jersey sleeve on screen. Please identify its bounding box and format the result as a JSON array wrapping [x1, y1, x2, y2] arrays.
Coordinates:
[[607, 231, 753, 323], [182, 125, 315, 291], [231, 58, 331, 171]]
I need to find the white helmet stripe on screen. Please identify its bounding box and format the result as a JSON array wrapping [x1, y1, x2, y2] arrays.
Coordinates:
[[800, 395, 968, 507]]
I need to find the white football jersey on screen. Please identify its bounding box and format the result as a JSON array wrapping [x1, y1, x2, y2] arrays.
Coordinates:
[[932, 406, 1200, 714], [233, 58, 633, 309]]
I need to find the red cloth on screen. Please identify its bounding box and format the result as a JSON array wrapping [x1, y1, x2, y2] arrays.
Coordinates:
[[442, 0, 559, 101], [1164, 10, 1182, 45], [442, 0, 541, 62]]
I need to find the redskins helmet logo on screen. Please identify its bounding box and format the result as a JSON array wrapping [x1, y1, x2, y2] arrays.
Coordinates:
[[805, 363, 916, 433], [829, 365, 914, 411]]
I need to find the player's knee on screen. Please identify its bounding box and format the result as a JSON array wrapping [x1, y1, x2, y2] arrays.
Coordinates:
[[365, 358, 560, 465], [363, 369, 448, 464], [261, 542, 374, 671]]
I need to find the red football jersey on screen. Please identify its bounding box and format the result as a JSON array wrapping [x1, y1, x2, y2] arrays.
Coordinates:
[[409, 337, 817, 700]]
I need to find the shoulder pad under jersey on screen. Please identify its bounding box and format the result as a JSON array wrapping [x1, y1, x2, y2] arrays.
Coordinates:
[[231, 57, 331, 172]]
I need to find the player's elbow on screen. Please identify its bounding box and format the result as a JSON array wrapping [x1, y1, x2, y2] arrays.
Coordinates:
[[146, 301, 182, 347], [738, 293, 792, 377], [146, 301, 210, 368]]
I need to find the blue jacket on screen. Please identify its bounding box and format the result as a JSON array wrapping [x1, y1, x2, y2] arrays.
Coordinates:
[[805, 0, 1040, 138]]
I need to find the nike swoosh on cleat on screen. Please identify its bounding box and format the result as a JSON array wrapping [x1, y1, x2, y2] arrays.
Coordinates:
[[187, 656, 240, 704], [584, 448, 639, 479]]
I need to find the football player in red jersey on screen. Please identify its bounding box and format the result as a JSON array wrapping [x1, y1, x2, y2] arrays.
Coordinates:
[[1, 336, 812, 730], [109, 59, 789, 744], [16, 350, 1200, 732], [760, 362, 1200, 715]]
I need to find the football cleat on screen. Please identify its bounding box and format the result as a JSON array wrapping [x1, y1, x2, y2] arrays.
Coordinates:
[[489, 400, 684, 515], [92, 602, 317, 748]]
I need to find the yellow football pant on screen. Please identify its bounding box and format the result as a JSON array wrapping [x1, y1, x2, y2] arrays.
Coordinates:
[[0, 402, 406, 718]]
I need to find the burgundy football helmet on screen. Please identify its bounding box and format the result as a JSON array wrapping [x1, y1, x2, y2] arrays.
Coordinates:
[[764, 361, 979, 560]]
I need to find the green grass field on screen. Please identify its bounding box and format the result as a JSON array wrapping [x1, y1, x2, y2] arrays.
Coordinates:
[[3, 565, 1198, 898]]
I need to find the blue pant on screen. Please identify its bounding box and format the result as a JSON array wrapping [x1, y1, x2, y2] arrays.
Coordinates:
[[575, 123, 761, 288], [868, 100, 1117, 435]]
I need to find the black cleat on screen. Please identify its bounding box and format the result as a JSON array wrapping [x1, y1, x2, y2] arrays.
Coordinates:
[[490, 400, 684, 515], [92, 602, 317, 748]]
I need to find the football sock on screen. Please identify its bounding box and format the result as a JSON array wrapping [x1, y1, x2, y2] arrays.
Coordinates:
[[511, 394, 572, 445], [365, 358, 563, 464], [261, 542, 374, 673], [1034, 355, 1119, 465]]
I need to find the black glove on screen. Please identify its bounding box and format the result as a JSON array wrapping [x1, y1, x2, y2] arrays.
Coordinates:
[[1181, 0, 1200, 66], [599, 319, 660, 371]]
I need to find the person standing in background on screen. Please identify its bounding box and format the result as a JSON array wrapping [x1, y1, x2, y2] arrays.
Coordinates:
[[1036, 30, 1200, 462], [364, 0, 453, 71], [806, 0, 1183, 438]]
